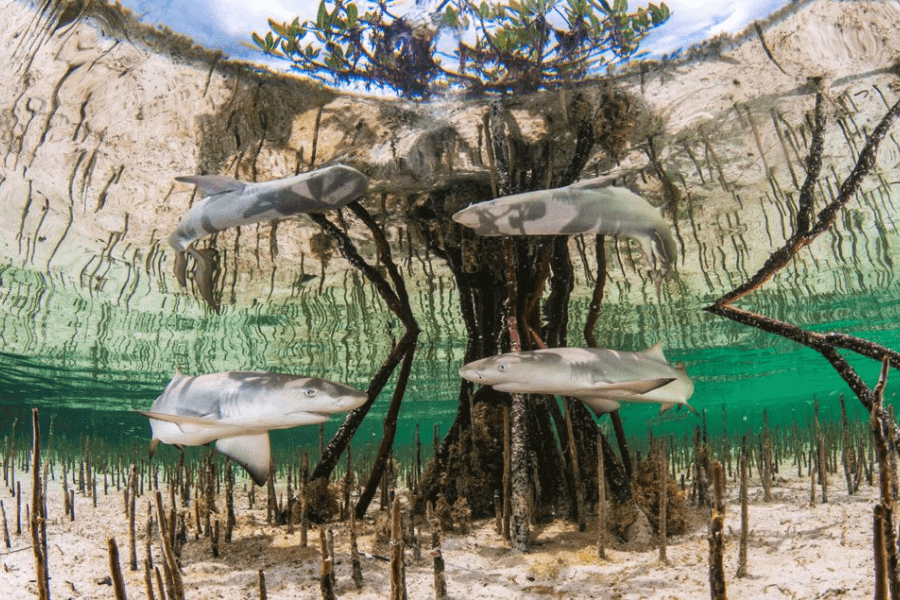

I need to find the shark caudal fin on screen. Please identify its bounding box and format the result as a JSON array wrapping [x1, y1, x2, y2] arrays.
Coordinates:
[[215, 434, 271, 486], [659, 402, 699, 416], [175, 175, 246, 196]]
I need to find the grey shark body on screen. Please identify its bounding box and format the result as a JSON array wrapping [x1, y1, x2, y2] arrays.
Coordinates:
[[169, 165, 368, 253], [168, 165, 368, 298], [451, 185, 677, 277], [139, 370, 367, 484], [458, 344, 694, 416]]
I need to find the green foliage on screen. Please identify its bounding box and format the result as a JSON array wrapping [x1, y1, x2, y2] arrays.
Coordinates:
[[251, 0, 670, 98]]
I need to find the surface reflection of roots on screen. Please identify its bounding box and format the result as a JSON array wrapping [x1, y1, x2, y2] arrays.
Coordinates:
[[173, 245, 222, 312]]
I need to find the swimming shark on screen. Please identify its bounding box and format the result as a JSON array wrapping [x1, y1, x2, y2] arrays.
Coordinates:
[[451, 184, 677, 277], [458, 344, 695, 416], [168, 164, 369, 291], [138, 370, 368, 485]]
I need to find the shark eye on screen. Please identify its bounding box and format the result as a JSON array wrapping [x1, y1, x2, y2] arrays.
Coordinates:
[[303, 388, 317, 398], [497, 363, 507, 372]]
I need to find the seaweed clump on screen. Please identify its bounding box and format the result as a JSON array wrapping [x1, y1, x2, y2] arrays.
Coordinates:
[[302, 477, 340, 522], [593, 87, 642, 162], [633, 446, 688, 536], [414, 401, 505, 518]]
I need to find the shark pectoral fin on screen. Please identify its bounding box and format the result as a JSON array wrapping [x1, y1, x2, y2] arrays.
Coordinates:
[[138, 410, 266, 440], [137, 410, 219, 427], [215, 434, 271, 486], [175, 175, 245, 195], [149, 438, 160, 459], [590, 378, 676, 395], [579, 396, 622, 416]]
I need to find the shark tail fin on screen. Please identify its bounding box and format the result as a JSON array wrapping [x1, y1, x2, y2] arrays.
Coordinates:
[[659, 402, 698, 417]]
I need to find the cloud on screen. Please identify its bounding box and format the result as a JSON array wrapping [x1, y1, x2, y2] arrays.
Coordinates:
[[120, 0, 792, 68], [640, 0, 792, 55]]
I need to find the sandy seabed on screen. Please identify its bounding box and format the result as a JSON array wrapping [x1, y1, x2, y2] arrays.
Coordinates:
[[0, 465, 878, 600]]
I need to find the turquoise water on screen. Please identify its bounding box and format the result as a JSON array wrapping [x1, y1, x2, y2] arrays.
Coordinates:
[[2, 248, 895, 467]]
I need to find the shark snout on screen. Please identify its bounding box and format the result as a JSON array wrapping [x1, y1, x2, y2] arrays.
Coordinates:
[[339, 389, 368, 411], [458, 364, 482, 383], [451, 207, 478, 229]]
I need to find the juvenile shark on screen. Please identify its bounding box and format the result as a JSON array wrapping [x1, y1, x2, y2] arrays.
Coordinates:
[[169, 164, 368, 290], [138, 370, 368, 484], [458, 344, 695, 416], [451, 185, 677, 277]]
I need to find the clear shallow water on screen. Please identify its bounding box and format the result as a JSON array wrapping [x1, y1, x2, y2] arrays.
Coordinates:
[[2, 246, 896, 466], [2, 0, 898, 462]]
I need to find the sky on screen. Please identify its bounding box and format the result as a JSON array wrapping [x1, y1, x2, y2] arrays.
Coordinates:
[[119, 0, 793, 70]]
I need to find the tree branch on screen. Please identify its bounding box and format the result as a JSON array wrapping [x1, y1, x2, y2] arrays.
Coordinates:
[[704, 87, 900, 444]]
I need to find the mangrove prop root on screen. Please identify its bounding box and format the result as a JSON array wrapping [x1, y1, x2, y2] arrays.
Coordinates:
[[143, 558, 156, 600], [431, 516, 448, 600], [503, 240, 531, 551], [31, 408, 49, 600], [350, 509, 363, 589], [390, 497, 406, 600], [870, 357, 900, 598], [225, 459, 235, 543], [597, 432, 607, 561], [153, 565, 166, 600], [154, 491, 184, 600], [564, 398, 585, 531], [875, 504, 889, 600], [108, 536, 128, 600], [705, 89, 900, 447], [259, 570, 267, 600], [708, 461, 727, 600], [0, 500, 9, 549], [308, 205, 419, 486], [659, 438, 667, 563], [736, 453, 749, 578], [319, 528, 335, 600], [129, 464, 138, 571], [356, 342, 417, 519]]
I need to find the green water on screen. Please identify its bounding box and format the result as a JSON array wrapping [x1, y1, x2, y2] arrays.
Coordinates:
[[1, 247, 896, 466]]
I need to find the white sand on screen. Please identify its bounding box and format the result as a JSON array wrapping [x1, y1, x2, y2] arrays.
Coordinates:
[[0, 463, 878, 599]]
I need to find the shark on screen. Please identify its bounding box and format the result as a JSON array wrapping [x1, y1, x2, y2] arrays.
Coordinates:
[[458, 344, 695, 416], [138, 370, 368, 485], [451, 184, 677, 278], [168, 164, 369, 297]]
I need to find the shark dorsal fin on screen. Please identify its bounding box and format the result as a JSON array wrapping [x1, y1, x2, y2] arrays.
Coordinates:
[[175, 175, 246, 196], [639, 343, 667, 363], [162, 367, 187, 393]]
